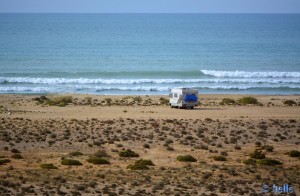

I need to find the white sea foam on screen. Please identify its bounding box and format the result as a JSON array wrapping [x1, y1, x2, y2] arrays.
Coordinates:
[[201, 70, 300, 78], [0, 86, 54, 92], [0, 77, 299, 85], [0, 85, 298, 93]]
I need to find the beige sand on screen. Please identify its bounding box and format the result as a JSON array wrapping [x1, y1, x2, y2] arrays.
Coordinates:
[[0, 94, 299, 195]]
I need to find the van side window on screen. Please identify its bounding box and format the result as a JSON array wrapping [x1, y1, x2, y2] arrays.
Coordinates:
[[174, 93, 178, 98], [169, 93, 173, 98]]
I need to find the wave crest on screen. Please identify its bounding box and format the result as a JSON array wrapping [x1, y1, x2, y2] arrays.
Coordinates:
[[201, 70, 300, 78]]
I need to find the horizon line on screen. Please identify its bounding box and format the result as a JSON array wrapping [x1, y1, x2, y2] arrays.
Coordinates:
[[1, 12, 300, 14]]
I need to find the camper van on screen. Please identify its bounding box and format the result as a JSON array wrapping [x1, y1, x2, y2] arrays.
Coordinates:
[[169, 88, 198, 109]]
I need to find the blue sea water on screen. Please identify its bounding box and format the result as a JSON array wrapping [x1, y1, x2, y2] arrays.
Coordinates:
[[0, 13, 300, 95]]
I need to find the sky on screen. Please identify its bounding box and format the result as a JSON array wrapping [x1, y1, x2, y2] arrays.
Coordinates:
[[0, 0, 300, 13]]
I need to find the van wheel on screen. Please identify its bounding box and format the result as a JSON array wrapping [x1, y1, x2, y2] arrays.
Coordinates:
[[191, 106, 194, 109]]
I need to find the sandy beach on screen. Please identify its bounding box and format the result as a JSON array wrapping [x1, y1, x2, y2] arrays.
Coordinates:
[[0, 94, 299, 195]]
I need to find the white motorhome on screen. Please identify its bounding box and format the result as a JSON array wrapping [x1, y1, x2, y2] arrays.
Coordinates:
[[169, 88, 198, 109]]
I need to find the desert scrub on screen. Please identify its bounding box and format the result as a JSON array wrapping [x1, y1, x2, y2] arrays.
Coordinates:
[[94, 150, 109, 157], [0, 159, 11, 165], [249, 150, 265, 159], [87, 156, 110, 165], [238, 96, 259, 105], [219, 98, 236, 105], [256, 158, 282, 166], [45, 96, 73, 106], [243, 159, 256, 165], [176, 155, 197, 162], [213, 156, 227, 161], [159, 97, 169, 105], [288, 150, 300, 157], [69, 151, 83, 157], [133, 96, 142, 103], [11, 154, 23, 159], [143, 143, 150, 149], [40, 163, 58, 169], [11, 148, 20, 153], [61, 159, 82, 166], [135, 159, 155, 166], [283, 100, 297, 106], [127, 159, 154, 170], [262, 145, 274, 152], [104, 98, 112, 105], [119, 149, 139, 157]]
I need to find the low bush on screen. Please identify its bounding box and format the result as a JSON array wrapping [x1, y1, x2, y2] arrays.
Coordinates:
[[61, 159, 82, 166], [263, 145, 274, 152], [135, 159, 155, 166], [249, 150, 265, 159], [159, 97, 169, 105], [243, 159, 256, 165], [127, 163, 149, 170], [213, 156, 227, 161], [87, 156, 110, 165], [45, 96, 73, 107], [176, 155, 197, 162], [238, 97, 258, 105], [94, 150, 109, 157], [127, 159, 155, 170], [143, 143, 150, 149], [0, 159, 11, 165], [119, 149, 139, 157], [11, 154, 23, 159], [40, 163, 58, 169], [219, 98, 236, 105], [11, 149, 20, 153], [69, 151, 83, 157], [283, 100, 297, 106], [256, 158, 282, 166], [288, 150, 300, 157]]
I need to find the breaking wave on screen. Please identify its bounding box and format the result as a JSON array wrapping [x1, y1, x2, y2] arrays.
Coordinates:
[[200, 70, 300, 78], [0, 77, 299, 85]]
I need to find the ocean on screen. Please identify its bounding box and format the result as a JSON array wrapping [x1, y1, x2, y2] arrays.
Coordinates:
[[0, 14, 300, 95]]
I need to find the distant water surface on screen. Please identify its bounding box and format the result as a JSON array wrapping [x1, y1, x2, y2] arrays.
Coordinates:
[[0, 14, 300, 94]]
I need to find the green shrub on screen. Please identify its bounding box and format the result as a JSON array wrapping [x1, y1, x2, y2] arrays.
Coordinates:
[[87, 156, 110, 165], [238, 97, 258, 105], [119, 149, 139, 157], [159, 97, 169, 105], [127, 163, 149, 170], [11, 154, 23, 159], [127, 159, 155, 170], [256, 158, 282, 166], [104, 98, 112, 104], [69, 151, 83, 157], [94, 150, 109, 157], [45, 96, 73, 106], [249, 150, 265, 159], [0, 159, 11, 165], [243, 159, 256, 165], [288, 150, 300, 157], [176, 155, 197, 162], [40, 163, 58, 169], [133, 96, 142, 103], [219, 98, 236, 105], [283, 100, 297, 106], [263, 145, 274, 152], [11, 149, 20, 153], [61, 159, 82, 166], [135, 159, 155, 166], [213, 156, 227, 161]]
